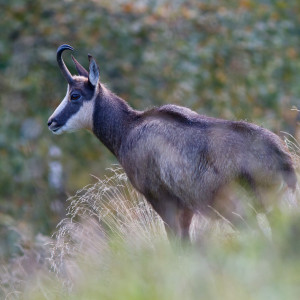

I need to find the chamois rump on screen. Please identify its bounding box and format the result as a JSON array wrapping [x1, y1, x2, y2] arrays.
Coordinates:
[[48, 44, 297, 241]]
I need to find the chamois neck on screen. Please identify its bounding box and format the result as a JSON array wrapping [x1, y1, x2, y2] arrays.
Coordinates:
[[92, 86, 138, 157]]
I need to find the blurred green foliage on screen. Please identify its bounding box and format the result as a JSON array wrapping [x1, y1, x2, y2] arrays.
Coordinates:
[[0, 0, 300, 257]]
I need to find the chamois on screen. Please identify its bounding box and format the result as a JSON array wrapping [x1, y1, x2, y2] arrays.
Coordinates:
[[48, 44, 297, 241]]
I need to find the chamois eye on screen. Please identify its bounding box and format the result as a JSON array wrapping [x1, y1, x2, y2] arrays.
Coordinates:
[[71, 93, 81, 101]]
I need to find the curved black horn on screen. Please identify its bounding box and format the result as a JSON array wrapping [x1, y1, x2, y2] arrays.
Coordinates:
[[71, 55, 89, 77], [57, 44, 74, 84]]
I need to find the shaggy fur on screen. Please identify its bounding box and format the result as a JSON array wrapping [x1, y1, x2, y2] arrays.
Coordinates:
[[49, 45, 297, 241]]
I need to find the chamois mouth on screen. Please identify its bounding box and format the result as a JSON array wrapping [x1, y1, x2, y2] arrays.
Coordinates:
[[48, 123, 62, 133], [51, 126, 61, 132], [50, 126, 64, 135]]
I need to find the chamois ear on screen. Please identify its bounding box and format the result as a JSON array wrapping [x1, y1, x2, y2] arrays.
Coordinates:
[[88, 54, 100, 87]]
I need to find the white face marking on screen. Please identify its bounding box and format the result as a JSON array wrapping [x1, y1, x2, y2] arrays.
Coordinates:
[[57, 100, 94, 134], [49, 86, 69, 120], [49, 85, 95, 135]]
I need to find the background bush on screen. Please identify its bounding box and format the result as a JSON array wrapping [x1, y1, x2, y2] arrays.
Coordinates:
[[0, 0, 299, 258]]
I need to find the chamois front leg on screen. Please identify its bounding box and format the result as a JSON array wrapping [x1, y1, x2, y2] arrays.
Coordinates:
[[146, 195, 193, 243], [178, 207, 194, 241]]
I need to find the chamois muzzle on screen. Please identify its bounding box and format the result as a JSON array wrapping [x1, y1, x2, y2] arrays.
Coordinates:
[[47, 118, 62, 133], [57, 44, 74, 84]]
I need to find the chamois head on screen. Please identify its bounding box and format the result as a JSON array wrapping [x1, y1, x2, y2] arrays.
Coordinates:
[[48, 44, 100, 134]]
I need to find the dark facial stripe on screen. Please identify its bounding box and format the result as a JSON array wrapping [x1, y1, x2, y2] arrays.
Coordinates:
[[55, 101, 83, 128]]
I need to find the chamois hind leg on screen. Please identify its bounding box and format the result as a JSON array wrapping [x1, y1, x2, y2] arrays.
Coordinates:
[[258, 183, 297, 239], [211, 180, 267, 233], [243, 182, 286, 240]]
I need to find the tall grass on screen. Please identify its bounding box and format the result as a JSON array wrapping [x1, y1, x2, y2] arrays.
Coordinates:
[[1, 159, 300, 299]]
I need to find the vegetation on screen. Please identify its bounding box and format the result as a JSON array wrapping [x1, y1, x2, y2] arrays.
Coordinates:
[[1, 0, 300, 298], [1, 166, 300, 300]]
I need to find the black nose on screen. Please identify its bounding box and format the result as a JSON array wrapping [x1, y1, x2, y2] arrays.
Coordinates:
[[48, 118, 58, 127]]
